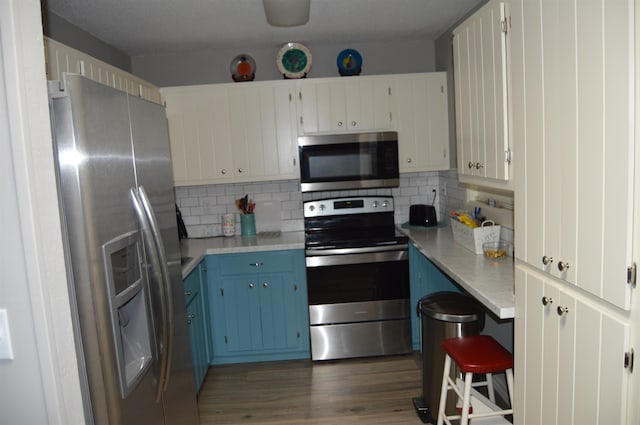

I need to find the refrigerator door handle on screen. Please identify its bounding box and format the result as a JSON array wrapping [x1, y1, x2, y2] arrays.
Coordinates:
[[130, 188, 171, 402], [137, 186, 175, 395]]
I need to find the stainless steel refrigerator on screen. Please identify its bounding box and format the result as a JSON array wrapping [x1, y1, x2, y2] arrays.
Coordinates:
[[49, 74, 199, 425]]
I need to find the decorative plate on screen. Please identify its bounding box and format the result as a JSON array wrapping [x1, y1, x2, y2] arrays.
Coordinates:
[[276, 42, 312, 79], [337, 49, 362, 76], [230, 54, 256, 82]]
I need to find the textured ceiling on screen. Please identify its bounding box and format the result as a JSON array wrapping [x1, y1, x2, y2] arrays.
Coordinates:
[[44, 0, 485, 56]]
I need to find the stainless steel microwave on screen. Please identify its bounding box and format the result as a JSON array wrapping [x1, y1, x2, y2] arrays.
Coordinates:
[[298, 132, 400, 193]]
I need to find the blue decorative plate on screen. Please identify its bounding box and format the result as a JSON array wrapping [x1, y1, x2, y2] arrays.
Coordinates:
[[337, 49, 362, 76]]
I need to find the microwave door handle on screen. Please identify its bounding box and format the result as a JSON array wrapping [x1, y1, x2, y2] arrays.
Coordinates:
[[130, 188, 170, 402], [137, 186, 174, 395]]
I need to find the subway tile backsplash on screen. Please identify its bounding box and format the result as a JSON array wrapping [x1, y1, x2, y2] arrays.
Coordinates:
[[175, 170, 468, 238]]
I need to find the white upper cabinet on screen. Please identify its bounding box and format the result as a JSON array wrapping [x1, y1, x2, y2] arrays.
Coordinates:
[[163, 73, 450, 186], [512, 0, 635, 309], [295, 75, 393, 134], [44, 37, 161, 104], [162, 84, 232, 185], [162, 81, 298, 186], [393, 73, 450, 172], [453, 1, 511, 186]]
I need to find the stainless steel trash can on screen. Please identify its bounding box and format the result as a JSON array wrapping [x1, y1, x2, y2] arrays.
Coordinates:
[[413, 291, 485, 423]]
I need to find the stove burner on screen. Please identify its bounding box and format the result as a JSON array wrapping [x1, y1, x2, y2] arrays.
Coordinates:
[[303, 195, 407, 253]]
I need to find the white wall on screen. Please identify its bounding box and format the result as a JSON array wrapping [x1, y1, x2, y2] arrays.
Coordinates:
[[42, 10, 132, 72], [133, 38, 436, 87], [0, 0, 85, 423]]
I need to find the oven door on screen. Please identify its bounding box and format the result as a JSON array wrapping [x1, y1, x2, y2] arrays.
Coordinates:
[[298, 132, 399, 192], [305, 249, 411, 360], [306, 250, 409, 306]]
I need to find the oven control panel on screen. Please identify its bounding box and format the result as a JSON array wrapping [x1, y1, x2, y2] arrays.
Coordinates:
[[304, 196, 394, 217]]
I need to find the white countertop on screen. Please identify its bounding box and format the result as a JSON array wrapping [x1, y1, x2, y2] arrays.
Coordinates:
[[180, 231, 305, 277], [179, 226, 514, 319], [400, 224, 515, 319]]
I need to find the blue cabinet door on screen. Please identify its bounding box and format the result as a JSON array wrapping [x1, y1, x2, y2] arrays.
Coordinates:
[[184, 261, 210, 392], [186, 292, 207, 391], [208, 250, 310, 364], [409, 243, 461, 349]]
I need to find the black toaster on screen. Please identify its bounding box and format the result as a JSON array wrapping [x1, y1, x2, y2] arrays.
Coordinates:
[[409, 204, 438, 227]]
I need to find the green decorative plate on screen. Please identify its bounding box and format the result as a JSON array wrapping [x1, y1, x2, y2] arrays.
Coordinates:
[[276, 42, 312, 79]]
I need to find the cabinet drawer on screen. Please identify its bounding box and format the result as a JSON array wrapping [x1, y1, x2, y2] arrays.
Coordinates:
[[183, 269, 201, 305], [218, 251, 297, 276]]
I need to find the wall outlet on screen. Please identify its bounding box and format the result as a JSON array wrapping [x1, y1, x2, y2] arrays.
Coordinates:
[[0, 309, 14, 360]]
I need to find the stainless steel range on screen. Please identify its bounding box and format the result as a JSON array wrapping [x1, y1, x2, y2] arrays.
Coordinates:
[[304, 196, 412, 361]]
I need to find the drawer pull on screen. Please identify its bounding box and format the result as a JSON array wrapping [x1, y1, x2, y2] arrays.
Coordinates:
[[249, 262, 264, 267], [184, 290, 192, 296], [541, 296, 553, 306]]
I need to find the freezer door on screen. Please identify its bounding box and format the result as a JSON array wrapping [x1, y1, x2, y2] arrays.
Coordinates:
[[52, 74, 165, 425], [129, 95, 200, 424]]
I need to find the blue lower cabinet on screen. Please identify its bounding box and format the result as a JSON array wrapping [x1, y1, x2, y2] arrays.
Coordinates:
[[409, 243, 461, 350], [208, 249, 310, 364], [184, 261, 210, 392]]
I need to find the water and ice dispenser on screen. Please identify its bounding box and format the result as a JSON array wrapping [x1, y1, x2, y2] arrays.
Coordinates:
[[103, 231, 154, 398]]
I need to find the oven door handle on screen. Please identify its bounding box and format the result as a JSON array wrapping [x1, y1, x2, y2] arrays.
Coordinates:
[[305, 244, 408, 257], [305, 247, 408, 267]]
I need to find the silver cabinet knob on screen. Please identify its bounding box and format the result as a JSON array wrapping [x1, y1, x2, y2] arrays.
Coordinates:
[[263, 282, 268, 288], [542, 256, 553, 266], [468, 162, 474, 169], [184, 290, 192, 296], [338, 121, 343, 127], [238, 168, 244, 173], [221, 169, 227, 174], [558, 261, 570, 271], [351, 121, 356, 127], [188, 313, 196, 319], [475, 162, 484, 169], [249, 283, 254, 288], [407, 158, 412, 163], [541, 296, 553, 306], [557, 306, 569, 316]]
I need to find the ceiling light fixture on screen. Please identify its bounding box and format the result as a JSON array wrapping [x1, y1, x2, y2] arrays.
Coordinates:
[[262, 0, 310, 27]]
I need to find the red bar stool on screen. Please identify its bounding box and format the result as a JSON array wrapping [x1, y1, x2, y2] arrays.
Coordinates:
[[436, 335, 514, 425]]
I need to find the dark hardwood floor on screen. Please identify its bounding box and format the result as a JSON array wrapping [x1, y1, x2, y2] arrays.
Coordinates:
[[197, 354, 427, 424]]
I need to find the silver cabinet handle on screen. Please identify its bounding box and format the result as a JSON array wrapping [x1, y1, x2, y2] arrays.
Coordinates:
[[188, 313, 196, 319], [542, 256, 553, 266], [541, 296, 553, 306], [249, 262, 264, 267], [468, 162, 474, 169], [184, 290, 192, 296], [558, 261, 570, 271], [263, 282, 268, 288], [557, 306, 569, 316]]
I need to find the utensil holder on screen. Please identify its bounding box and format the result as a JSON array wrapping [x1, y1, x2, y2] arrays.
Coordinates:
[[240, 214, 256, 237]]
